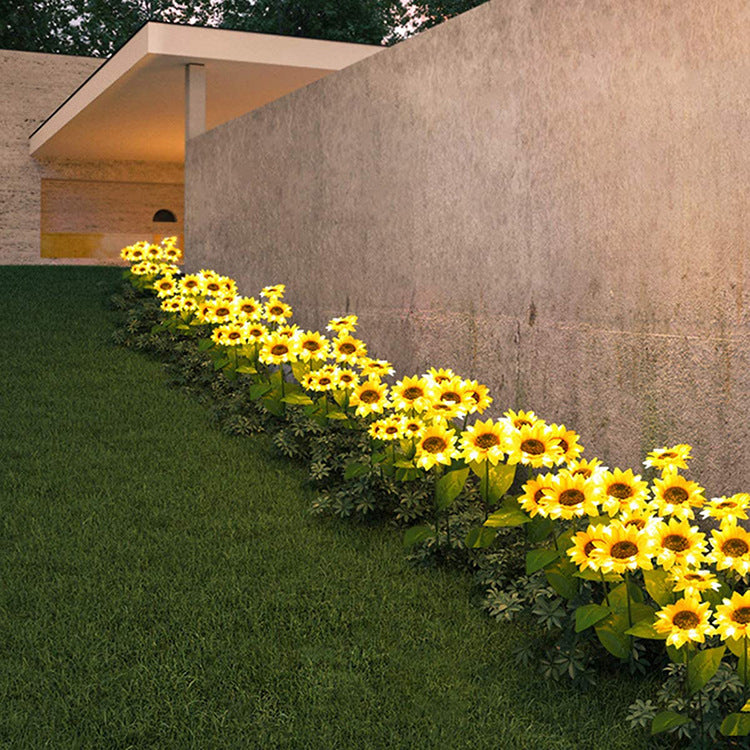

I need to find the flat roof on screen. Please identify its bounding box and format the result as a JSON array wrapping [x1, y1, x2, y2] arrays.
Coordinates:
[[29, 22, 381, 162]]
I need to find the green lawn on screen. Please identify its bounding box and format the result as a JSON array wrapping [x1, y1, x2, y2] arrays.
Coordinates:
[[0, 266, 651, 749]]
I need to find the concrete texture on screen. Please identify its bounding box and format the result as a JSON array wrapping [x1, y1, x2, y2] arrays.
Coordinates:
[[0, 49, 184, 264], [185, 0, 750, 493]]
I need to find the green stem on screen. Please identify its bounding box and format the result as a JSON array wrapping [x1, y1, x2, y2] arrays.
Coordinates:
[[483, 460, 489, 522], [744, 635, 748, 705], [625, 572, 633, 628], [684, 646, 690, 699], [599, 571, 610, 607]]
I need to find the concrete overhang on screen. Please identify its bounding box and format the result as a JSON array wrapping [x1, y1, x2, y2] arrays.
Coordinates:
[[29, 21, 382, 162]]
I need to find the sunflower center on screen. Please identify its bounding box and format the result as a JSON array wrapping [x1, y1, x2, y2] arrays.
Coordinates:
[[385, 426, 398, 435], [732, 607, 750, 624], [241, 305, 256, 314], [402, 386, 424, 400], [248, 329, 263, 337], [318, 377, 332, 386], [359, 389, 380, 404], [625, 519, 646, 530], [216, 307, 230, 317], [684, 573, 704, 581], [663, 486, 689, 504], [583, 540, 599, 556], [520, 439, 545, 455], [722, 538, 750, 557], [534, 487, 552, 503], [303, 340, 321, 351], [422, 436, 447, 454], [185, 280, 197, 288], [469, 391, 480, 403], [718, 501, 737, 509], [228, 332, 241, 340], [475, 433, 500, 449], [514, 419, 532, 428], [271, 344, 289, 356], [608, 483, 633, 499], [673, 611, 700, 630], [339, 343, 356, 355], [663, 534, 690, 552], [207, 283, 220, 291], [659, 451, 678, 459], [441, 391, 461, 403], [269, 306, 284, 315], [557, 439, 569, 453], [610, 541, 638, 559], [559, 489, 585, 506], [572, 467, 593, 478]]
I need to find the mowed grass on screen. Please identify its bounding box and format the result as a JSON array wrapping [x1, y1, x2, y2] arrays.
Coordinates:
[[0, 266, 651, 749]]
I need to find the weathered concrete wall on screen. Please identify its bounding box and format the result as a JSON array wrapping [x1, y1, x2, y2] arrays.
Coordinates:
[[0, 49, 184, 264], [186, 0, 750, 493]]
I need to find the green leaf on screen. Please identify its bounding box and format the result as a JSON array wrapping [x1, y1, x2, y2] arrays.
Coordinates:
[[525, 548, 560, 575], [651, 711, 690, 735], [726, 636, 747, 658], [484, 499, 530, 528], [150, 323, 165, 334], [545, 557, 579, 600], [575, 603, 611, 633], [465, 527, 498, 549], [472, 461, 516, 505], [667, 644, 684, 664], [526, 515, 554, 543], [434, 467, 469, 511], [213, 357, 231, 370], [262, 397, 285, 417], [344, 462, 370, 480], [737, 650, 750, 686], [235, 365, 257, 375], [608, 580, 644, 613], [281, 393, 314, 405], [721, 713, 750, 736], [595, 613, 630, 660], [325, 410, 348, 420], [403, 525, 435, 549], [574, 568, 622, 582], [625, 620, 666, 640], [688, 646, 725, 695], [290, 361, 308, 383], [248, 383, 272, 400], [395, 467, 421, 482], [642, 568, 673, 606]]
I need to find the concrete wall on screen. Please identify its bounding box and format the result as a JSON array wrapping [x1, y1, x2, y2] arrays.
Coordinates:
[[0, 49, 183, 264], [185, 0, 750, 494]]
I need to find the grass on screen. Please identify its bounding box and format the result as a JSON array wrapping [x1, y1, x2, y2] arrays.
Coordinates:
[[0, 266, 653, 749]]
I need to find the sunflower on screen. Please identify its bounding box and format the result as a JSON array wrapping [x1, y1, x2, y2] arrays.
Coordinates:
[[350, 379, 389, 417], [644, 444, 692, 473], [235, 296, 262, 320], [501, 409, 540, 430], [653, 596, 714, 648], [195, 300, 214, 323], [618, 506, 661, 533], [462, 380, 493, 415], [259, 333, 298, 365], [326, 314, 358, 334], [701, 494, 750, 523], [370, 416, 402, 441], [415, 424, 458, 471], [334, 369, 359, 390], [307, 368, 337, 392], [652, 473, 705, 520], [130, 261, 152, 276], [261, 284, 286, 298], [179, 275, 203, 295], [265, 299, 293, 324], [154, 276, 178, 297], [217, 322, 246, 347], [162, 244, 183, 262], [547, 424, 584, 464], [390, 376, 431, 413], [669, 568, 721, 598], [277, 324, 300, 338], [653, 519, 707, 570], [714, 592, 750, 640], [145, 243, 163, 260], [541, 471, 600, 520], [243, 323, 269, 343], [368, 421, 385, 440], [708, 523, 750, 575], [567, 457, 608, 480], [424, 367, 456, 386], [505, 423, 564, 469], [425, 399, 463, 423], [460, 418, 507, 465], [220, 278, 237, 297], [518, 475, 557, 518], [161, 297, 183, 313], [567, 524, 608, 571], [359, 358, 395, 379], [598, 468, 651, 515], [178, 296, 198, 314], [200, 274, 225, 296], [296, 331, 329, 362], [428, 376, 473, 417], [592, 522, 656, 574], [332, 334, 367, 364], [399, 416, 426, 440], [205, 300, 237, 324]]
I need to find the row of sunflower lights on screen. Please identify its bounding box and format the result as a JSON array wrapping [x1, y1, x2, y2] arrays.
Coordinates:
[[123, 238, 750, 739]]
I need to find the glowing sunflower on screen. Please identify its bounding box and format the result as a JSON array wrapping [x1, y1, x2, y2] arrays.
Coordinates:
[[415, 424, 458, 471], [200, 274, 225, 296], [541, 471, 600, 520], [205, 300, 237, 325], [652, 473, 705, 520], [390, 376, 431, 413], [145, 243, 163, 260], [424, 367, 456, 386], [359, 358, 395, 379], [618, 506, 661, 533], [567, 524, 607, 571], [326, 315, 358, 334], [708, 523, 750, 575], [644, 444, 692, 472], [350, 379, 389, 417], [332, 334, 367, 365], [593, 522, 656, 574], [653, 519, 707, 570], [368, 421, 385, 440], [276, 324, 300, 338], [505, 423, 564, 469], [259, 333, 297, 365], [701, 494, 750, 523], [425, 399, 464, 423], [162, 243, 183, 262], [714, 592, 750, 640], [161, 297, 183, 313], [567, 457, 607, 480], [178, 296, 198, 314], [220, 278, 237, 297], [428, 376, 473, 417], [460, 419, 507, 465], [653, 596, 714, 648], [261, 284, 286, 298], [235, 296, 262, 320], [307, 369, 337, 392], [547, 424, 584, 464], [598, 468, 651, 515], [399, 416, 426, 440], [243, 323, 269, 343], [296, 331, 329, 362], [501, 409, 540, 431], [334, 369, 359, 390], [370, 416, 402, 441], [130, 261, 152, 276], [221, 323, 246, 347], [669, 568, 720, 598], [265, 299, 293, 324], [518, 475, 556, 517], [154, 276, 178, 298], [179, 275, 203, 295], [462, 380, 493, 415]]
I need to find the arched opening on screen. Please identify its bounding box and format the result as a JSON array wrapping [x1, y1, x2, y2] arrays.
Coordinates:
[[153, 208, 177, 222]]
